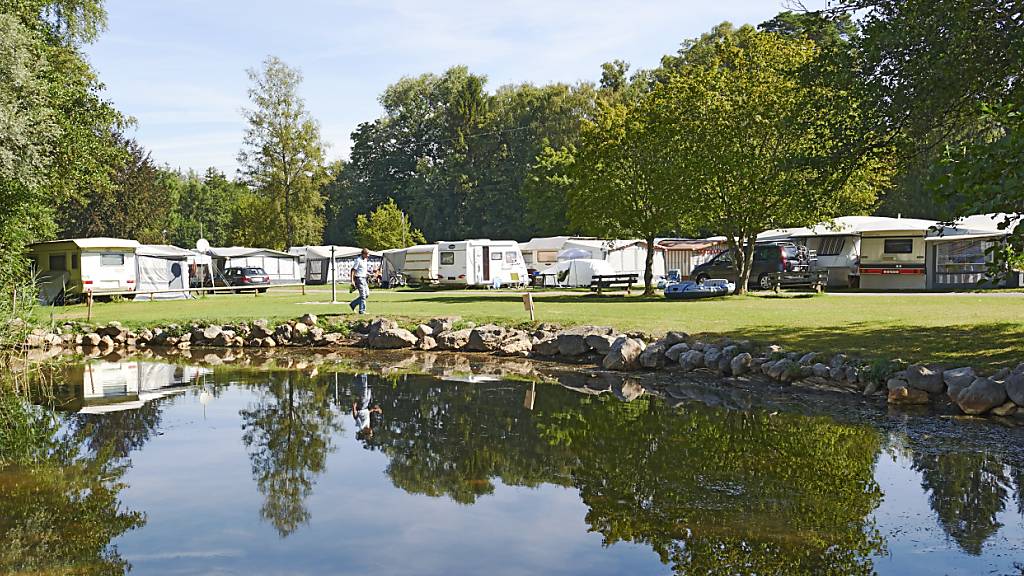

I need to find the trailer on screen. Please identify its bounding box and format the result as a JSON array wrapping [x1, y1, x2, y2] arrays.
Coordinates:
[[29, 238, 140, 304], [436, 240, 528, 287]]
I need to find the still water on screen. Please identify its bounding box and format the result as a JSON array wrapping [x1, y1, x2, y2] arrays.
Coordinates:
[[3, 354, 1024, 575]]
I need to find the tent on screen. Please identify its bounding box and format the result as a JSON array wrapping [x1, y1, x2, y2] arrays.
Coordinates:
[[382, 244, 439, 284], [293, 245, 383, 285], [538, 259, 616, 288], [204, 247, 302, 284], [134, 245, 193, 300]]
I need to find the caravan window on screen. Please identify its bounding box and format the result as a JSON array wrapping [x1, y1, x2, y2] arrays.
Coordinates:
[[71, 254, 79, 269], [440, 252, 455, 265], [48, 254, 67, 271], [523, 253, 533, 264], [884, 239, 914, 254], [537, 250, 558, 262], [491, 251, 503, 260], [505, 252, 516, 264], [818, 237, 845, 256], [100, 253, 125, 266]]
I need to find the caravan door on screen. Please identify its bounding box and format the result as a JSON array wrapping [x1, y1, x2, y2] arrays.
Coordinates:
[[482, 246, 491, 282]]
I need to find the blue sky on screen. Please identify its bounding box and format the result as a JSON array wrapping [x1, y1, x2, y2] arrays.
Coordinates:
[[86, 0, 820, 175]]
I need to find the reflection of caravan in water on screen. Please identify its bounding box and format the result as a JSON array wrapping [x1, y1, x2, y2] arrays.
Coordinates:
[[436, 240, 528, 286], [60, 361, 211, 413]]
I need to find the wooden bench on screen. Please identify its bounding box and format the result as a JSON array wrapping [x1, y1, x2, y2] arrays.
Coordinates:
[[590, 273, 640, 295]]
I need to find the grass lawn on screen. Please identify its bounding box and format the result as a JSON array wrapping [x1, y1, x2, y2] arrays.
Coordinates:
[[40, 287, 1024, 370]]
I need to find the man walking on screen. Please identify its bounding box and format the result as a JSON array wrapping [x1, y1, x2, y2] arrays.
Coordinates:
[[349, 247, 371, 314]]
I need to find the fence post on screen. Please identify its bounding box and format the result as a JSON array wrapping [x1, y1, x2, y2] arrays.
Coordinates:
[[86, 290, 93, 322]]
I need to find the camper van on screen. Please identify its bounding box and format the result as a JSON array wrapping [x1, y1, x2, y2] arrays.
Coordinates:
[[436, 240, 528, 287], [29, 238, 140, 304]]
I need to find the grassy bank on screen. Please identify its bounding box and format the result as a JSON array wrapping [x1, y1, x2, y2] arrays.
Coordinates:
[[38, 287, 1024, 370]]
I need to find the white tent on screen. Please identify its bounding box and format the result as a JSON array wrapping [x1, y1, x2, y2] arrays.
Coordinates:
[[204, 246, 302, 284], [538, 259, 616, 288], [134, 245, 193, 300], [293, 245, 382, 285], [382, 244, 439, 284]]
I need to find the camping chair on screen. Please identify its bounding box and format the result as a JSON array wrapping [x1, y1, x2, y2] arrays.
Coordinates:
[[489, 277, 503, 290], [509, 273, 527, 289]]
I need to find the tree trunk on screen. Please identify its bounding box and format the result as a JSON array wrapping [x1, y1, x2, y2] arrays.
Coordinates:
[[735, 235, 756, 295], [285, 186, 293, 249], [643, 236, 656, 296]]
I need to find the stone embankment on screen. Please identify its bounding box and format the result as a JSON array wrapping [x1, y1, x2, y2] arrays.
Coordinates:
[[14, 314, 1024, 420]]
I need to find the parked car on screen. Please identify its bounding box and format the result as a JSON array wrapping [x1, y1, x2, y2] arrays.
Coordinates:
[[690, 243, 814, 290], [221, 267, 270, 293]]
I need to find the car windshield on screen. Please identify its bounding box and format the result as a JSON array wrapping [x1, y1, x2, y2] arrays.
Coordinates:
[[782, 246, 800, 259], [243, 268, 266, 275]]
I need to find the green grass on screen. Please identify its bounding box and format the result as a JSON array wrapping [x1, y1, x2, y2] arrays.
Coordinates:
[[39, 287, 1024, 370]]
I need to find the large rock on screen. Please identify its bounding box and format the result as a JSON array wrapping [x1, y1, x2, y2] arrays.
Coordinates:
[[532, 337, 560, 356], [556, 333, 591, 357], [436, 328, 473, 351], [906, 364, 945, 394], [428, 317, 458, 335], [496, 333, 533, 357], [602, 337, 645, 371], [679, 349, 705, 372], [82, 332, 102, 347], [202, 325, 223, 342], [415, 324, 434, 339], [943, 367, 976, 391], [730, 352, 753, 376], [703, 348, 722, 369], [798, 352, 819, 366], [956, 377, 1007, 415], [888, 386, 929, 405], [1005, 372, 1024, 406], [992, 401, 1018, 417], [663, 331, 689, 347], [886, 377, 909, 391], [251, 320, 272, 339], [664, 342, 689, 363], [639, 341, 667, 369], [367, 319, 417, 349], [584, 334, 617, 355], [768, 358, 800, 382], [299, 313, 318, 326], [417, 336, 438, 351], [466, 324, 508, 352], [811, 363, 830, 378]]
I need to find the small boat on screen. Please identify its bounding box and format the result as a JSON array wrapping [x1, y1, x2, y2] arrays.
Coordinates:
[[664, 279, 735, 300]]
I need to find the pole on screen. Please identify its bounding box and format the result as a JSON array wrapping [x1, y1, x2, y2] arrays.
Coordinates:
[[86, 290, 93, 322], [331, 246, 338, 303]]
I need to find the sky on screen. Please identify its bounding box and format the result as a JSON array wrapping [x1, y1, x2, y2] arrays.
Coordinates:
[[85, 0, 822, 175]]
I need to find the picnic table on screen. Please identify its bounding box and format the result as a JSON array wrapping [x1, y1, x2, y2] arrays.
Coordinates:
[[590, 273, 639, 295]]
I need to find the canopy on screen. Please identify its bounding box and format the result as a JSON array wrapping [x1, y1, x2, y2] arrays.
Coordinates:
[[557, 248, 592, 261], [538, 259, 615, 288]]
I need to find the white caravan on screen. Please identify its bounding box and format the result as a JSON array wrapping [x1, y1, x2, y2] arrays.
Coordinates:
[[29, 238, 140, 304], [436, 240, 529, 287]]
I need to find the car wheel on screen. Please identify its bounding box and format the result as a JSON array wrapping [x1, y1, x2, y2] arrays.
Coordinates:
[[694, 274, 709, 284], [758, 274, 773, 290], [258, 288, 267, 294]]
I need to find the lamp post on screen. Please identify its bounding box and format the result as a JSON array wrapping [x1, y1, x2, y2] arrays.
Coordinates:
[[330, 245, 338, 304]]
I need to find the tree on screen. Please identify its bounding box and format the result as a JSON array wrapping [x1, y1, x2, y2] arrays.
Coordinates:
[[568, 98, 690, 295], [654, 26, 885, 293], [171, 167, 251, 247], [238, 56, 329, 250], [354, 199, 426, 250]]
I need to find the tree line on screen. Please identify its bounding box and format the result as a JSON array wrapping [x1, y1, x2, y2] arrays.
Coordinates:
[[1, 1, 1020, 297]]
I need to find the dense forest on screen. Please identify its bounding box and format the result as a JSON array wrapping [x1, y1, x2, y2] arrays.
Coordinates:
[[1, 1, 1021, 297]]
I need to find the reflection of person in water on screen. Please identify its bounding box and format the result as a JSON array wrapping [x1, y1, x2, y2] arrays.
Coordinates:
[[351, 374, 382, 440]]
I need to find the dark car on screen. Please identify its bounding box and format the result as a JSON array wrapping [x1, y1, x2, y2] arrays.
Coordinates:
[[690, 243, 813, 290], [222, 267, 270, 293]]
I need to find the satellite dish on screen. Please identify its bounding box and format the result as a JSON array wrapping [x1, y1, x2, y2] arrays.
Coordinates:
[[195, 238, 211, 252]]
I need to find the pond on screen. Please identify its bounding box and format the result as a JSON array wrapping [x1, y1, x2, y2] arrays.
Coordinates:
[[2, 352, 1023, 575]]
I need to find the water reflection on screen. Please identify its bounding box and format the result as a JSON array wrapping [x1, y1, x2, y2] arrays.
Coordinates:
[[2, 356, 1024, 574]]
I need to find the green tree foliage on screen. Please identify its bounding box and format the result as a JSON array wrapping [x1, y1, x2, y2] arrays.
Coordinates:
[[170, 168, 252, 248], [652, 25, 886, 293], [238, 56, 329, 250], [342, 66, 596, 242], [758, 10, 857, 49], [354, 199, 426, 250], [568, 99, 690, 295]]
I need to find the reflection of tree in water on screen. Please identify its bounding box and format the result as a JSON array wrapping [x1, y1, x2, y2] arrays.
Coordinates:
[[0, 393, 145, 575], [363, 376, 575, 504], [534, 395, 886, 576], [72, 399, 165, 459], [913, 451, 1012, 555], [240, 372, 340, 537]]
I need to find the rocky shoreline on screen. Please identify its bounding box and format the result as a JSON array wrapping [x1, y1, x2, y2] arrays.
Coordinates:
[[13, 314, 1024, 421]]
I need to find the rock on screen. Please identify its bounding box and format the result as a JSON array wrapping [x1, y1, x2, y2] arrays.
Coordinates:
[[689, 341, 707, 352], [415, 324, 434, 339], [261, 337, 276, 348], [428, 317, 458, 335], [905, 364, 945, 394], [830, 353, 848, 371], [703, 348, 722, 369], [613, 380, 645, 402], [956, 377, 1008, 415], [991, 367, 1011, 382], [23, 333, 45, 348], [798, 352, 818, 366], [436, 328, 472, 351], [730, 352, 753, 376], [584, 334, 617, 355], [679, 349, 705, 371], [497, 334, 533, 357], [417, 336, 438, 351], [532, 337, 560, 356], [202, 325, 223, 342], [367, 319, 418, 349], [888, 386, 929, 405], [863, 379, 882, 396], [556, 333, 591, 357], [467, 324, 508, 352], [1006, 372, 1024, 406], [602, 337, 645, 371], [886, 377, 909, 391], [943, 367, 976, 391], [99, 335, 115, 349], [768, 358, 800, 382], [639, 341, 667, 369], [829, 365, 847, 381], [811, 363, 830, 378], [665, 342, 690, 363], [992, 401, 1018, 417], [299, 313, 318, 326], [1013, 362, 1024, 375], [663, 331, 689, 346], [322, 333, 343, 345]]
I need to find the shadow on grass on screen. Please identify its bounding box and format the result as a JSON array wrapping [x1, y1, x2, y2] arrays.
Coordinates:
[[724, 321, 1024, 370]]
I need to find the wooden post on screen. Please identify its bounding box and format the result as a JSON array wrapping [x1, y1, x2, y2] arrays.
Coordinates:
[[522, 293, 535, 322], [302, 280, 306, 296], [86, 290, 93, 322]]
